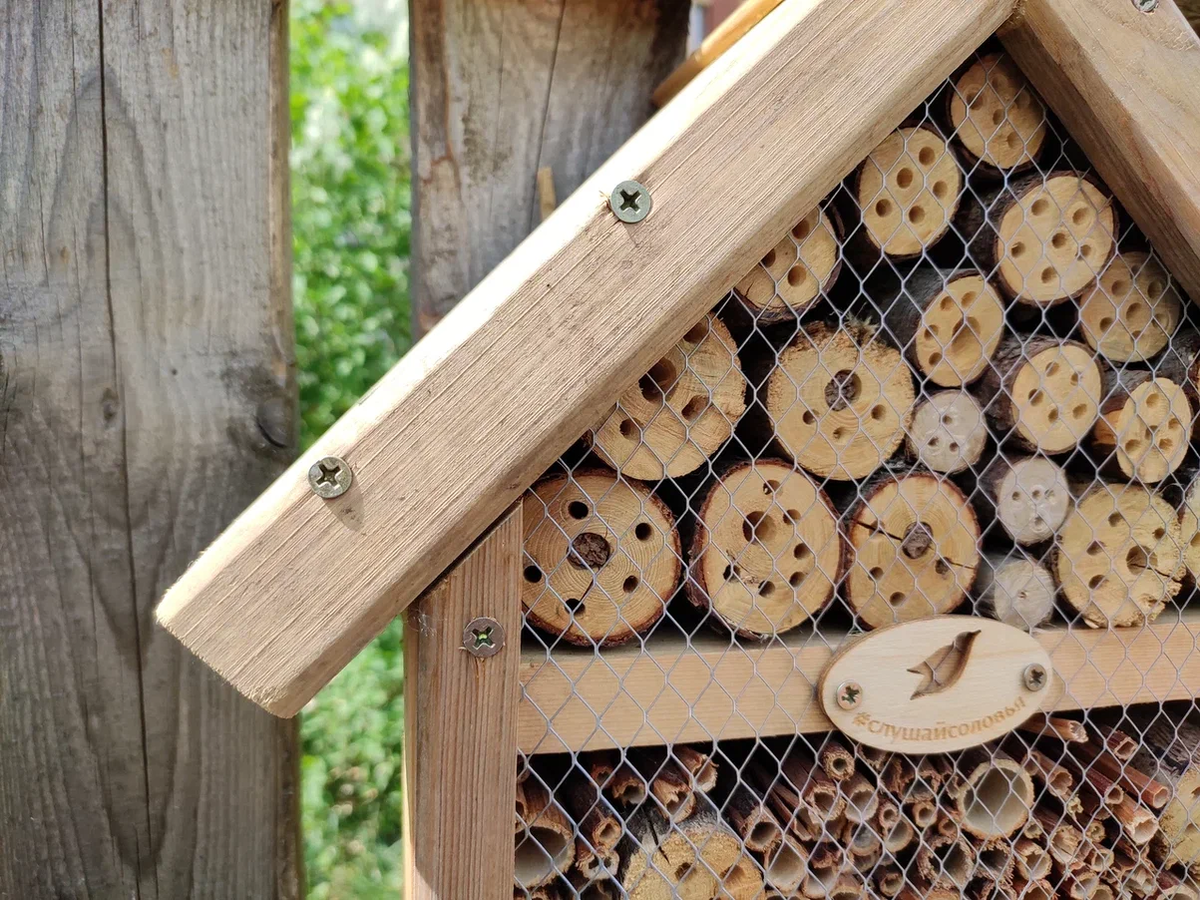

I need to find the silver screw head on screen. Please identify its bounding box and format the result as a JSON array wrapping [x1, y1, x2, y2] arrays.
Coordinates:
[[308, 455, 352, 499], [1134, 0, 1157, 11], [836, 681, 863, 710], [463, 617, 505, 658], [1023, 663, 1048, 692], [610, 180, 652, 223]]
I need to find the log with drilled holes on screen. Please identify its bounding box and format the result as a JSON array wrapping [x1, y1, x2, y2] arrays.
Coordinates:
[[1054, 482, 1185, 628], [976, 452, 1071, 545], [734, 205, 844, 324], [946, 52, 1047, 175], [852, 124, 964, 260], [766, 321, 915, 480], [521, 468, 681, 645], [591, 312, 747, 480], [1179, 476, 1200, 583], [883, 268, 1006, 387], [905, 388, 988, 474], [1080, 251, 1183, 363], [1090, 369, 1192, 483], [962, 170, 1117, 306], [843, 468, 980, 629], [973, 549, 1056, 630], [977, 335, 1102, 453], [685, 459, 843, 638]]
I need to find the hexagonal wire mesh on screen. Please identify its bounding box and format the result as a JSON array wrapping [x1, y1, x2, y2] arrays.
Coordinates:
[[514, 42, 1200, 900]]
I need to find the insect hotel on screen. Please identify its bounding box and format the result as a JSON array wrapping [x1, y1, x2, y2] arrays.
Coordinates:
[[159, 0, 1200, 897]]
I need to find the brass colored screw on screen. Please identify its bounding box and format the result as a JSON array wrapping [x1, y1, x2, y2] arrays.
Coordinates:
[[1023, 663, 1048, 692], [463, 617, 505, 658], [836, 681, 863, 710]]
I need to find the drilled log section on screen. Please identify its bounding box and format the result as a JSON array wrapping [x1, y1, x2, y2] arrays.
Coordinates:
[[515, 779, 576, 889], [884, 268, 1005, 387], [766, 322, 915, 480], [734, 205, 844, 324], [1128, 710, 1200, 873], [1054, 482, 1185, 627], [1091, 369, 1191, 484], [685, 459, 842, 637], [1080, 251, 1183, 363], [905, 389, 988, 474], [1180, 477, 1200, 583], [973, 550, 1056, 630], [946, 52, 1047, 175], [522, 469, 681, 646], [976, 453, 1070, 545], [978, 335, 1102, 453], [853, 124, 963, 260], [954, 748, 1035, 839], [844, 469, 980, 629], [592, 313, 747, 480]]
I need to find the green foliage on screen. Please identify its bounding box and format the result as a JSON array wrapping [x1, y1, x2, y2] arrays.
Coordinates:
[[291, 0, 411, 895]]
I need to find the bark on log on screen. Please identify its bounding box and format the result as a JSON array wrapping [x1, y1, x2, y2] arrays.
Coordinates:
[[905, 389, 988, 474], [1128, 710, 1200, 873], [1080, 251, 1183, 363], [976, 453, 1070, 545], [685, 458, 843, 637], [974, 550, 1056, 630], [1091, 369, 1191, 484], [591, 313, 747, 480], [766, 322, 915, 480], [946, 52, 1047, 175], [844, 468, 980, 629]]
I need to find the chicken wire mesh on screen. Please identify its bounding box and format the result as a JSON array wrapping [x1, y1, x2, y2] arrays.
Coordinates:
[[513, 42, 1200, 900]]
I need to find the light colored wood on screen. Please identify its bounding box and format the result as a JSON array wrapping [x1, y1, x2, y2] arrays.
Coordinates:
[[1180, 476, 1200, 582], [158, 0, 1014, 715], [1080, 252, 1183, 363], [975, 551, 1057, 630], [518, 606, 1200, 753], [905, 390, 988, 474], [403, 507, 522, 900], [734, 206, 843, 324], [1000, 0, 1200, 305], [537, 167, 558, 222], [955, 748, 1035, 838], [1091, 372, 1191, 483], [651, 0, 786, 106], [977, 453, 1070, 545], [819, 617, 1049, 752], [947, 52, 1047, 173], [521, 469, 681, 645], [0, 0, 300, 892]]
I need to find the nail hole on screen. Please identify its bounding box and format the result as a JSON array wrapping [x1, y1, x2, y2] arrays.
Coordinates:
[[794, 543, 811, 560], [1011, 241, 1026, 258], [682, 396, 707, 421], [793, 219, 813, 241], [1051, 232, 1068, 249], [761, 249, 777, 267], [908, 206, 926, 224], [759, 581, 776, 597], [1108, 513, 1123, 528], [789, 571, 806, 587], [933, 180, 948, 199], [1087, 575, 1105, 590], [871, 405, 886, 421], [869, 566, 884, 579], [888, 591, 905, 606]]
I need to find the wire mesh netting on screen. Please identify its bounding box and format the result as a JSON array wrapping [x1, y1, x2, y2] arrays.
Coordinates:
[[513, 41, 1200, 900]]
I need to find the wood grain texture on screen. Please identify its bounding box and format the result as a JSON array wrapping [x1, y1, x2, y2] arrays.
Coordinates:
[[0, 0, 300, 894], [519, 608, 1200, 753], [409, 0, 691, 337], [1000, 0, 1200, 303], [403, 506, 522, 900], [158, 0, 1015, 716]]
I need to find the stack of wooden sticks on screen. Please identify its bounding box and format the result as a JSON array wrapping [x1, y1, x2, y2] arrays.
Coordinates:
[[514, 709, 1200, 900]]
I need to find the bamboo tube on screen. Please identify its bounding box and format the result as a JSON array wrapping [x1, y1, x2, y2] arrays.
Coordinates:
[[917, 832, 975, 890], [1014, 837, 1052, 881], [674, 745, 719, 793], [522, 469, 681, 646], [973, 835, 1016, 882], [844, 468, 980, 629], [840, 773, 880, 825], [799, 843, 843, 899], [875, 864, 905, 898], [818, 738, 856, 782], [763, 837, 808, 894], [905, 389, 988, 474], [1033, 808, 1082, 865], [857, 745, 890, 774], [885, 269, 1005, 388], [726, 786, 782, 854], [882, 816, 915, 854], [780, 753, 845, 822], [1094, 724, 1138, 761], [1061, 871, 1100, 900], [1091, 369, 1191, 484], [909, 797, 939, 829], [875, 796, 901, 831], [766, 321, 915, 480], [968, 880, 1017, 900], [974, 550, 1056, 631], [839, 818, 882, 859], [1182, 476, 1200, 583], [1080, 251, 1183, 363], [1157, 869, 1200, 899], [828, 872, 867, 900], [564, 776, 622, 856], [1112, 794, 1158, 845], [1011, 879, 1054, 900], [1071, 741, 1170, 809], [734, 205, 844, 324], [935, 810, 961, 838], [977, 335, 1102, 453], [607, 763, 647, 806], [1020, 714, 1089, 743], [586, 752, 617, 787], [685, 459, 842, 637], [1082, 818, 1105, 844], [574, 843, 620, 881], [1054, 482, 1185, 628], [576, 882, 618, 900], [897, 882, 958, 900], [852, 124, 963, 260], [976, 453, 1070, 546], [591, 313, 747, 481], [515, 780, 576, 889], [1091, 882, 1116, 900], [955, 748, 1035, 839], [946, 52, 1047, 174]]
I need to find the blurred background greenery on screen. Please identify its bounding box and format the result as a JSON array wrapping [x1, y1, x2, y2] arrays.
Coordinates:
[[291, 0, 412, 895]]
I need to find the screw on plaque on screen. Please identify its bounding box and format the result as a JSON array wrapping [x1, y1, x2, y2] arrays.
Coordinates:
[[836, 681, 863, 710], [609, 180, 652, 224], [463, 617, 505, 659], [1133, 0, 1157, 11], [1023, 663, 1048, 692], [308, 456, 352, 499]]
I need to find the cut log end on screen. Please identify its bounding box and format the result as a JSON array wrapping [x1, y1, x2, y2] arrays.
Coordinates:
[[592, 313, 746, 480], [975, 551, 1056, 630], [948, 52, 1047, 172], [735, 206, 842, 323], [1007, 340, 1102, 452], [906, 389, 987, 473], [522, 471, 680, 646], [845, 470, 980, 629], [1081, 252, 1183, 363], [687, 459, 842, 637], [913, 274, 1005, 386], [980, 453, 1070, 545], [1093, 376, 1191, 484], [768, 322, 915, 480]]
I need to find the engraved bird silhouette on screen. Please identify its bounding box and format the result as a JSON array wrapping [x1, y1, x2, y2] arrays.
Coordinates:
[[907, 630, 980, 699]]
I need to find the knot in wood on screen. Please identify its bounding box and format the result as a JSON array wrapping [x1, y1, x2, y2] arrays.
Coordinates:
[[901, 521, 934, 559], [569, 532, 613, 570]]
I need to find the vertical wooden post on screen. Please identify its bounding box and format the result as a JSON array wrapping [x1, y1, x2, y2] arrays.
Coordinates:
[[0, 0, 299, 895], [404, 506, 524, 899], [408, 0, 691, 336]]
